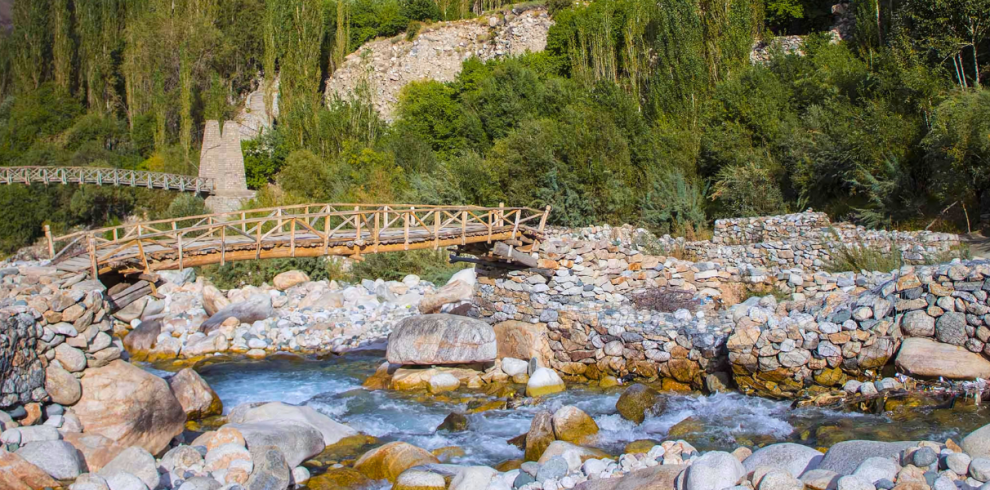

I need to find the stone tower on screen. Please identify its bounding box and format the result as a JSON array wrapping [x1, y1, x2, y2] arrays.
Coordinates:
[[199, 120, 255, 213]]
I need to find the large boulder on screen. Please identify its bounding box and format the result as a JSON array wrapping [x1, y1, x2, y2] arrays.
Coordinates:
[[0, 449, 59, 490], [227, 420, 325, 468], [232, 402, 358, 446], [62, 433, 128, 472], [895, 338, 990, 379], [15, 441, 86, 480], [616, 384, 664, 424], [524, 411, 555, 462], [168, 368, 223, 419], [353, 441, 440, 482], [73, 360, 186, 455], [551, 406, 599, 444], [492, 321, 553, 367], [744, 443, 824, 477], [273, 270, 310, 291], [818, 441, 916, 475], [202, 285, 229, 317], [121, 320, 161, 358], [684, 451, 746, 490], [386, 314, 496, 365], [201, 294, 273, 334]]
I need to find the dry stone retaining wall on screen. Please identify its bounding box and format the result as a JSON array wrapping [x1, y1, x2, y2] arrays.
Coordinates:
[[476, 212, 972, 396], [0, 266, 120, 408]]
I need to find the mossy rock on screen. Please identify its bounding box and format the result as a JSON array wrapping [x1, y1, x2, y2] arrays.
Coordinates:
[[306, 468, 373, 490], [437, 412, 469, 432], [353, 441, 440, 482], [616, 383, 664, 424], [624, 439, 661, 454]]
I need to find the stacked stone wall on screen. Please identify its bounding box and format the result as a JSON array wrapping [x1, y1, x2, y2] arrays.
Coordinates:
[[0, 266, 120, 408], [476, 211, 971, 396]]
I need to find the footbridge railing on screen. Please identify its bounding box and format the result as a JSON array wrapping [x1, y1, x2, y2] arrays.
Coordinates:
[[1, 167, 215, 194], [46, 203, 551, 277]]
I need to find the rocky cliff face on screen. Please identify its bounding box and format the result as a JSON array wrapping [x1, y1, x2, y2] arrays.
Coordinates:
[[324, 7, 553, 120]]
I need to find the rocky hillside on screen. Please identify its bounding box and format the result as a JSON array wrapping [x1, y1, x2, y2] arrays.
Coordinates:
[[324, 7, 553, 120]]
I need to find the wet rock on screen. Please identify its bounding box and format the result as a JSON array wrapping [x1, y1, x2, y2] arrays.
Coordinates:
[[231, 401, 357, 447], [536, 441, 609, 465], [449, 465, 497, 490], [616, 384, 663, 424], [437, 413, 469, 432], [73, 360, 186, 455], [524, 411, 554, 462], [394, 469, 446, 490], [387, 314, 496, 365], [168, 368, 223, 419], [428, 373, 461, 394], [526, 367, 565, 397], [551, 405, 599, 444], [353, 441, 440, 482], [895, 338, 990, 379]]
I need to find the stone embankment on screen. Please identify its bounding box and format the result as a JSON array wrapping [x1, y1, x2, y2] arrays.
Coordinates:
[[324, 6, 553, 119]]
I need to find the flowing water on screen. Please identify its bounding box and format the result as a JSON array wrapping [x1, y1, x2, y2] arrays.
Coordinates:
[[157, 352, 990, 468]]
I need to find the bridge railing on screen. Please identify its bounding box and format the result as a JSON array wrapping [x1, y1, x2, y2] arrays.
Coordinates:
[[0, 166, 215, 194], [46, 203, 551, 276]]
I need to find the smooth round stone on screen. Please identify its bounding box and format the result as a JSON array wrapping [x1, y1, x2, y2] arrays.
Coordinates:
[[875, 479, 895, 490], [537, 457, 569, 483], [933, 475, 956, 490], [971, 458, 990, 482], [946, 453, 972, 475], [837, 475, 876, 490], [913, 447, 938, 467], [514, 472, 536, 488]]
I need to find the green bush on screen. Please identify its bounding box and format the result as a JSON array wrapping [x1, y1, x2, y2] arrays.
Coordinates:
[[350, 249, 467, 285]]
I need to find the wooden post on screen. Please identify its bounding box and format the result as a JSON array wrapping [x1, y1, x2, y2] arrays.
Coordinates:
[[498, 202, 504, 228], [373, 211, 380, 253], [290, 218, 296, 257], [539, 205, 551, 232], [177, 233, 184, 270], [44, 225, 54, 259], [354, 206, 361, 243], [433, 209, 440, 249], [220, 225, 226, 265], [487, 210, 493, 243], [255, 218, 262, 260], [324, 214, 331, 255], [461, 210, 467, 245], [87, 234, 97, 279], [511, 209, 521, 239], [241, 212, 246, 233], [404, 209, 410, 251]]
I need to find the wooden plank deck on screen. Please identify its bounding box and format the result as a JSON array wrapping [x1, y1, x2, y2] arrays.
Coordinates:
[[49, 203, 551, 276]]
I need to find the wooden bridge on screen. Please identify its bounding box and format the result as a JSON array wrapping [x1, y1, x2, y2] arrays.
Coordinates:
[[1, 167, 215, 194], [46, 203, 551, 278]]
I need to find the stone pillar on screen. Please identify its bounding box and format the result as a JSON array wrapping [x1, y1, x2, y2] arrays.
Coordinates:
[[199, 120, 256, 213]]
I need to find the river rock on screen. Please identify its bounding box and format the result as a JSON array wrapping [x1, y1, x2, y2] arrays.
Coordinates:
[[168, 368, 223, 419], [55, 344, 88, 372], [113, 297, 147, 323], [103, 472, 147, 490], [201, 294, 273, 334], [204, 443, 252, 472], [744, 443, 824, 478], [759, 469, 805, 490], [969, 458, 990, 482], [232, 401, 357, 447], [501, 357, 529, 377], [394, 469, 446, 490], [819, 441, 917, 475], [895, 338, 990, 379], [122, 320, 161, 358], [16, 440, 86, 480], [526, 367, 565, 397], [449, 465, 497, 490], [492, 321, 553, 367], [73, 360, 186, 455], [525, 411, 554, 462], [963, 424, 990, 459], [177, 476, 222, 490], [386, 314, 496, 365], [68, 473, 110, 490], [45, 363, 82, 405], [837, 475, 875, 490], [685, 451, 746, 490], [575, 464, 687, 490], [354, 441, 440, 482], [160, 445, 204, 474], [537, 441, 609, 465], [273, 271, 309, 291], [616, 384, 663, 424], [62, 433, 128, 472], [419, 278, 473, 314], [202, 285, 229, 316], [0, 449, 59, 490], [97, 446, 160, 490], [551, 406, 599, 444], [428, 373, 460, 394], [852, 457, 899, 484], [228, 420, 325, 468], [801, 469, 842, 490], [245, 446, 291, 490]]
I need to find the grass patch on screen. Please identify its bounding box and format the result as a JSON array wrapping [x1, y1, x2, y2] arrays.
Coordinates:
[[824, 244, 971, 274]]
